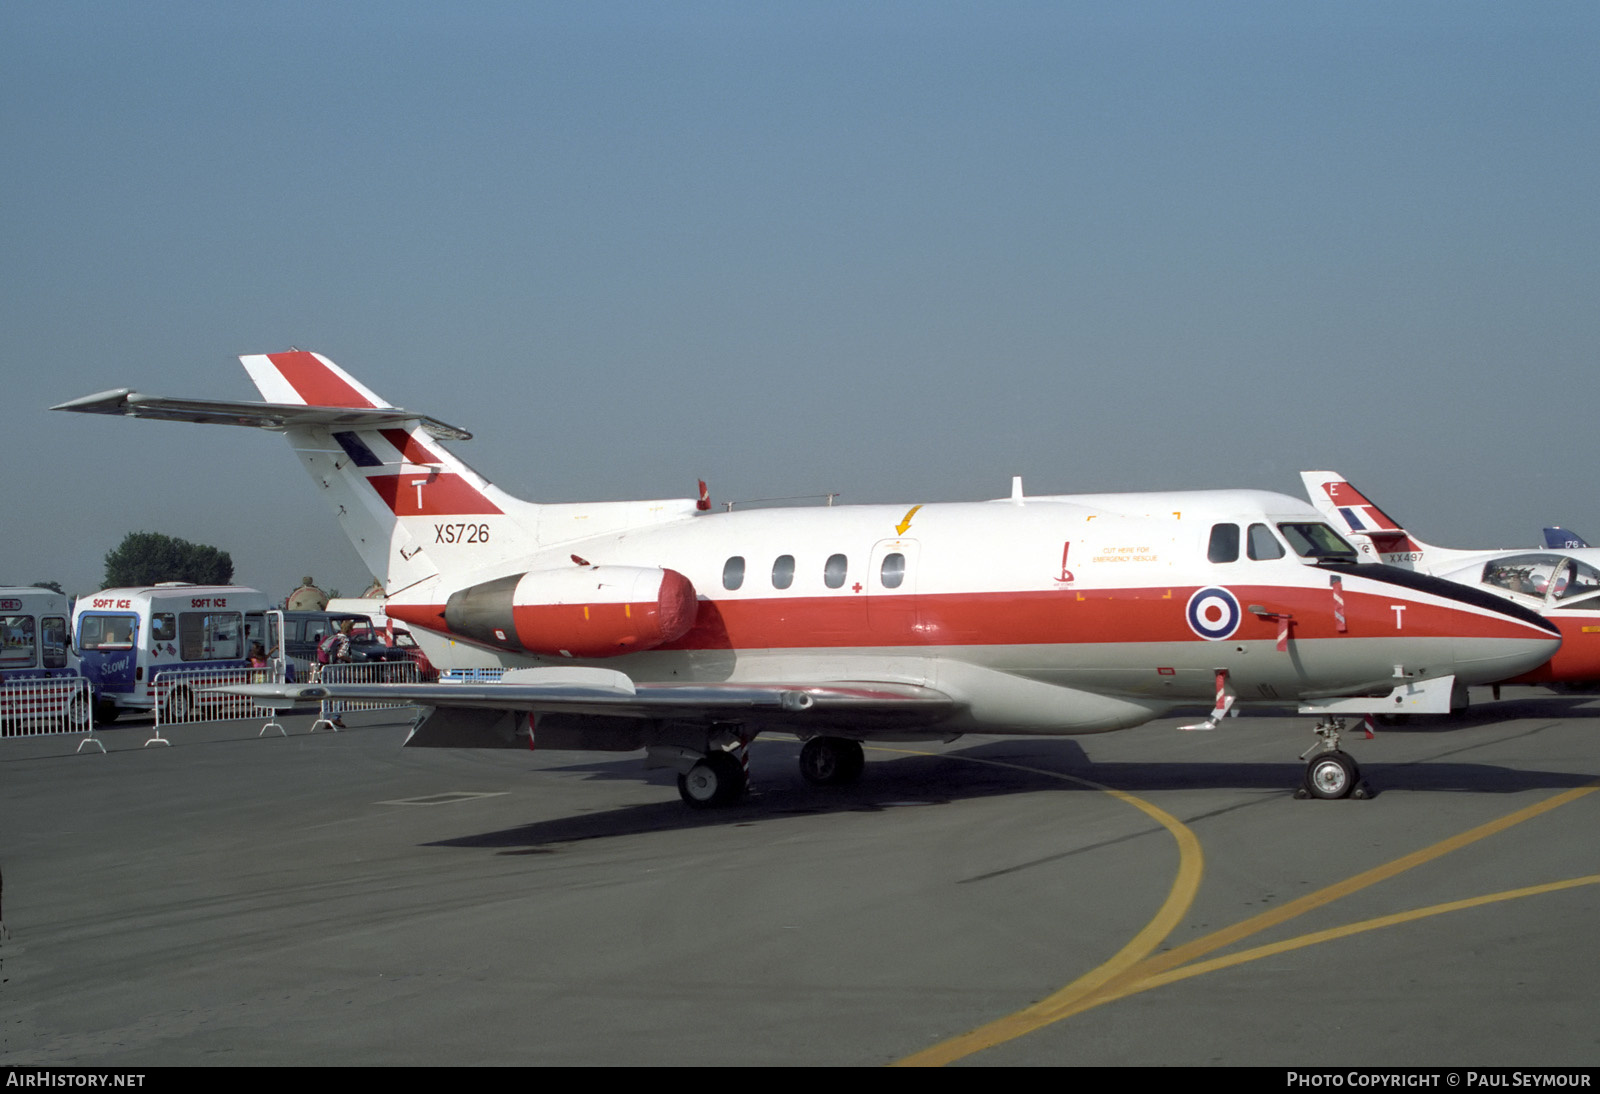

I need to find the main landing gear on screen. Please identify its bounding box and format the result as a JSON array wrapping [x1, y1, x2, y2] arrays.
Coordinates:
[[798, 736, 864, 787], [675, 735, 868, 807], [1296, 717, 1370, 801], [677, 749, 747, 808]]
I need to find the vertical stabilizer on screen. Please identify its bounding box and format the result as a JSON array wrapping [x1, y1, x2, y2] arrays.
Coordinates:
[[54, 351, 702, 601], [1300, 470, 1431, 567], [238, 352, 544, 595]]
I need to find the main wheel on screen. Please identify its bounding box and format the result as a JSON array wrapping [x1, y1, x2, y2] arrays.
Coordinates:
[[798, 737, 865, 787], [1304, 750, 1359, 800], [677, 750, 747, 808]]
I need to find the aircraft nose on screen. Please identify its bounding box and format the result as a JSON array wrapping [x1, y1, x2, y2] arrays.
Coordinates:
[[1349, 565, 1561, 684], [1452, 625, 1563, 685]]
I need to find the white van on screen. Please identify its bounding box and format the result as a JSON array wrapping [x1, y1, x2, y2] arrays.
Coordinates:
[[73, 584, 272, 720], [0, 587, 79, 684]]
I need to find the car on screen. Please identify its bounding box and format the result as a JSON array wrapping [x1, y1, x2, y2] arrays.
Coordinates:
[[281, 612, 412, 671]]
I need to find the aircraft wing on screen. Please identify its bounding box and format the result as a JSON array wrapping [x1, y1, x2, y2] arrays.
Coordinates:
[[214, 667, 958, 748], [52, 388, 472, 441]]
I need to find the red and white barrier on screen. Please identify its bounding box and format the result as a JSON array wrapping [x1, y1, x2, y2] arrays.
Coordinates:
[[0, 676, 95, 749]]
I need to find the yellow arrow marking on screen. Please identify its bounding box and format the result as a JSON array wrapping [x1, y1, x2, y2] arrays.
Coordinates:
[[896, 504, 923, 535]]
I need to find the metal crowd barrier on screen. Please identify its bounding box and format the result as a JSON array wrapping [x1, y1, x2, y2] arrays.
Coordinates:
[[0, 676, 99, 752], [311, 660, 422, 732], [151, 664, 288, 743]]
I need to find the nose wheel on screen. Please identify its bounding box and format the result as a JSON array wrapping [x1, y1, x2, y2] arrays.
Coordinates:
[[1296, 718, 1370, 800]]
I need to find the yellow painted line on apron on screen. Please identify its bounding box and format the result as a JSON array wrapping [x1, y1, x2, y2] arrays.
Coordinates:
[[874, 749, 1203, 1067], [890, 747, 1596, 1066], [1130, 873, 1600, 996], [1108, 782, 1598, 990]]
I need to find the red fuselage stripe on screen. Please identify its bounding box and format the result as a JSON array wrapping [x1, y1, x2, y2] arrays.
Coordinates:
[[389, 583, 1546, 653]]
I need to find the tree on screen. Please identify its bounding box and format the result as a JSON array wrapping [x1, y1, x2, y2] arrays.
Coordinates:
[[103, 532, 234, 588]]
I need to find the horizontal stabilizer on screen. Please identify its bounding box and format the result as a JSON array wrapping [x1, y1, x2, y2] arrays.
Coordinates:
[[52, 389, 472, 441]]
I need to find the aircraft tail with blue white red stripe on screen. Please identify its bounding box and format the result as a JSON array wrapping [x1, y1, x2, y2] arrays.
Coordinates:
[[240, 351, 550, 597], [1300, 471, 1460, 570], [52, 351, 704, 600]]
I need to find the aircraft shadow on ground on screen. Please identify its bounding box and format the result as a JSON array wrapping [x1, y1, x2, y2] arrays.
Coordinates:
[[424, 735, 1597, 852]]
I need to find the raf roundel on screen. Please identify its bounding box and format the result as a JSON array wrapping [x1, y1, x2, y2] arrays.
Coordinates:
[[1186, 586, 1242, 641]]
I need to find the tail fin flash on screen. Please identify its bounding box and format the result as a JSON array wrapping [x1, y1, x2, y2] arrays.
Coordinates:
[[1300, 470, 1427, 564], [56, 351, 703, 597], [241, 350, 393, 410], [54, 352, 542, 595], [237, 352, 542, 594], [1543, 527, 1591, 550]]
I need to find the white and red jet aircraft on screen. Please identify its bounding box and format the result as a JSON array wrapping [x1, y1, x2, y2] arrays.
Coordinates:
[[1303, 470, 1600, 688], [54, 354, 1560, 803]]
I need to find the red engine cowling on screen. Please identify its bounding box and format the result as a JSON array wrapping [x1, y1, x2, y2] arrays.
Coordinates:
[[443, 566, 697, 658]]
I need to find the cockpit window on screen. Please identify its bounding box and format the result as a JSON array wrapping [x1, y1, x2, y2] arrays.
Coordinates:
[[1277, 523, 1359, 563], [1483, 554, 1564, 598], [1247, 523, 1285, 560], [1553, 558, 1600, 602], [1207, 524, 1240, 563], [1494, 555, 1600, 604]]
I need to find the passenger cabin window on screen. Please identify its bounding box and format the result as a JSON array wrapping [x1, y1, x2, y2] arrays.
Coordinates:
[[824, 554, 847, 589], [1277, 523, 1359, 563], [722, 556, 745, 591], [880, 552, 906, 589], [1208, 524, 1240, 563], [1247, 524, 1285, 560], [772, 555, 795, 590]]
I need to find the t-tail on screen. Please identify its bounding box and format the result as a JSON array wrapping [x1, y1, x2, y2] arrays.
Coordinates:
[[53, 350, 701, 598], [238, 351, 546, 595]]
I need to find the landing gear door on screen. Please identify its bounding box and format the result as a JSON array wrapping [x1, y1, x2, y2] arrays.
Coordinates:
[[868, 539, 920, 637]]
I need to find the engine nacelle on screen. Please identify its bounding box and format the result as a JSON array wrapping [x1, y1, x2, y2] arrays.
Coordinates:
[[444, 566, 697, 659]]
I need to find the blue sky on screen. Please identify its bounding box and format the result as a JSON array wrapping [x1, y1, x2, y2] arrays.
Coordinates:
[[5, 2, 1597, 599]]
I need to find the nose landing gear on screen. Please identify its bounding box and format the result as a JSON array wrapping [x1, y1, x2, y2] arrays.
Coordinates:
[[1296, 717, 1371, 800]]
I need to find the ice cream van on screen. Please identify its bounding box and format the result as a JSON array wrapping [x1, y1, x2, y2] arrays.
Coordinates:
[[0, 587, 79, 684], [73, 584, 272, 721]]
